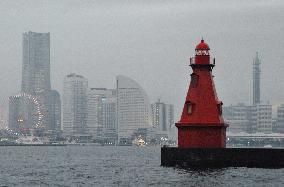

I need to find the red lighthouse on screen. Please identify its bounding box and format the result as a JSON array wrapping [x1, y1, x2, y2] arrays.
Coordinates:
[[162, 40, 284, 169], [176, 39, 228, 148]]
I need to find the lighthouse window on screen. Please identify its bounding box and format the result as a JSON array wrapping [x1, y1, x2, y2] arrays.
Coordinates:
[[202, 50, 209, 55], [217, 102, 223, 115], [195, 50, 202, 55], [195, 50, 209, 56], [186, 102, 194, 114], [190, 73, 198, 88]]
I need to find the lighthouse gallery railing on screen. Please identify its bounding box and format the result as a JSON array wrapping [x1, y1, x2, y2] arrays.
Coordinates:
[[190, 57, 215, 65]]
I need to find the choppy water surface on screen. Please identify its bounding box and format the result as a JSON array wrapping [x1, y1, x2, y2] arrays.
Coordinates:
[[0, 146, 283, 186]]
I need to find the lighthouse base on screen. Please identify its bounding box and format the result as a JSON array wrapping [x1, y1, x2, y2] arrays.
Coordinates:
[[176, 124, 227, 148], [161, 147, 284, 168]]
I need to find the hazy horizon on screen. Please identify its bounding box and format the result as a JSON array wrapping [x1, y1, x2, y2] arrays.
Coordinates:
[[0, 0, 283, 119]]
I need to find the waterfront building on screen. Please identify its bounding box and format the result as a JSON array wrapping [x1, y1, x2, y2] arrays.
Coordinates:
[[0, 107, 7, 129], [22, 31, 51, 94], [223, 52, 272, 134], [63, 73, 88, 138], [48, 90, 61, 136], [275, 104, 284, 133], [116, 75, 152, 144], [86, 88, 116, 142], [223, 104, 251, 133], [255, 104, 272, 133], [272, 117, 278, 133], [102, 96, 117, 143], [246, 105, 257, 133], [223, 103, 272, 134], [21, 31, 52, 134], [151, 99, 174, 138]]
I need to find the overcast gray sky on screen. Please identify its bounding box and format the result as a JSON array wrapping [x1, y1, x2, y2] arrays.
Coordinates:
[[0, 0, 283, 118]]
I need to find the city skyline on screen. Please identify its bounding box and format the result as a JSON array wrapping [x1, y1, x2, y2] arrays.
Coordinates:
[[6, 29, 177, 141], [1, 38, 282, 122], [0, 0, 283, 119], [1, 28, 282, 133], [8, 31, 61, 136], [0, 1, 283, 186]]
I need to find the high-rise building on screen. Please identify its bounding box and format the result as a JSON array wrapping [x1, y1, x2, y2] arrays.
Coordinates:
[[22, 31, 51, 94], [223, 53, 273, 134], [63, 73, 88, 137], [151, 99, 174, 137], [276, 104, 284, 133], [116, 75, 152, 144], [102, 96, 116, 143], [49, 90, 61, 135], [252, 52, 272, 133], [0, 107, 7, 129], [253, 52, 261, 105], [21, 31, 52, 134], [86, 88, 116, 141]]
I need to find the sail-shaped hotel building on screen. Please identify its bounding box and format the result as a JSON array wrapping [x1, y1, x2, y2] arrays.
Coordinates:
[[116, 75, 152, 144]]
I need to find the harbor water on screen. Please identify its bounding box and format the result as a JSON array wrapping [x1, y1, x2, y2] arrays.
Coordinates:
[[0, 146, 283, 186]]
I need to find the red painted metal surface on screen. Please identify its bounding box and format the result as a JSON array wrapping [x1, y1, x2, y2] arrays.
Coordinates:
[[176, 39, 228, 148]]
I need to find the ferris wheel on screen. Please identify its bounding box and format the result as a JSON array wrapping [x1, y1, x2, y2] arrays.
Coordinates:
[[9, 93, 44, 134]]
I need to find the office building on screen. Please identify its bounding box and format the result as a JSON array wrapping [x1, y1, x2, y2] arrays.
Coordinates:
[[223, 103, 272, 134], [63, 73, 88, 138], [86, 88, 116, 142], [223, 104, 251, 133], [102, 93, 116, 143], [223, 53, 272, 134], [21, 31, 54, 134], [151, 99, 174, 138], [255, 104, 272, 133], [49, 90, 61, 135], [22, 31, 51, 94], [275, 104, 284, 133]]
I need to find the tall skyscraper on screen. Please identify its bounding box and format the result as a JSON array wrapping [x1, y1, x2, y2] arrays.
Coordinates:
[[86, 88, 116, 142], [63, 73, 88, 137], [22, 31, 51, 94], [21, 31, 52, 134], [223, 53, 272, 134], [116, 75, 152, 144], [253, 52, 261, 105]]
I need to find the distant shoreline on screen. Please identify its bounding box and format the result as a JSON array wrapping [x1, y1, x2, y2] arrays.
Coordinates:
[[0, 144, 67, 146]]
